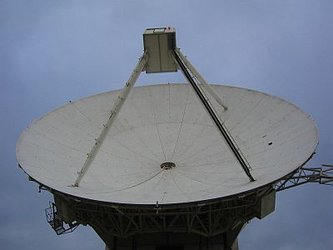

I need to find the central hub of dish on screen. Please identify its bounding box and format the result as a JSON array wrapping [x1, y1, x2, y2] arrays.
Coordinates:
[[160, 162, 176, 170]]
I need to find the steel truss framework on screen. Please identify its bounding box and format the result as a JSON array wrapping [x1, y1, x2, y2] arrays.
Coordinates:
[[48, 185, 272, 249], [41, 164, 333, 239], [41, 163, 333, 249], [275, 164, 333, 191]]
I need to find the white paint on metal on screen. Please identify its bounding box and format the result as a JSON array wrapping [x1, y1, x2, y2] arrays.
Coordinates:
[[73, 52, 148, 187], [173, 49, 254, 181], [174, 48, 228, 111], [16, 84, 318, 205]]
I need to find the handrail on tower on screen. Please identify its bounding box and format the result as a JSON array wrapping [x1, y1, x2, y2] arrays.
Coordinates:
[[45, 202, 78, 235]]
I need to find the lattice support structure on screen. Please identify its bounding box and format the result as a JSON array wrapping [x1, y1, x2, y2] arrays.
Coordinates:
[[47, 185, 274, 249], [275, 165, 333, 191], [38, 164, 332, 248]]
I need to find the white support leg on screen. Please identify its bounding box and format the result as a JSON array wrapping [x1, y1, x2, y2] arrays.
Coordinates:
[[73, 52, 148, 187], [173, 49, 255, 182], [175, 48, 228, 111]]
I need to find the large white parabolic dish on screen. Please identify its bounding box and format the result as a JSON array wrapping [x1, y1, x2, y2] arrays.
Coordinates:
[[16, 84, 318, 205]]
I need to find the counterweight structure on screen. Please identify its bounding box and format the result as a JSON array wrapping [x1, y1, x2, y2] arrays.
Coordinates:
[[17, 27, 332, 250]]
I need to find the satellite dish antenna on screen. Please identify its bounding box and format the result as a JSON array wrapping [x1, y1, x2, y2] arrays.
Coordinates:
[[16, 27, 325, 250]]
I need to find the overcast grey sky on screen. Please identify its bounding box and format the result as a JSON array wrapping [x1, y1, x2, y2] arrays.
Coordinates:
[[1, 1, 332, 249]]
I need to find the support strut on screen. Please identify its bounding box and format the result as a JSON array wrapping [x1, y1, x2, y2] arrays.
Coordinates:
[[173, 49, 255, 182], [73, 52, 148, 187], [174, 48, 228, 111]]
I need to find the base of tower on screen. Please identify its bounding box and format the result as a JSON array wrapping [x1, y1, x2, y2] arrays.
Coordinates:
[[104, 232, 239, 250]]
